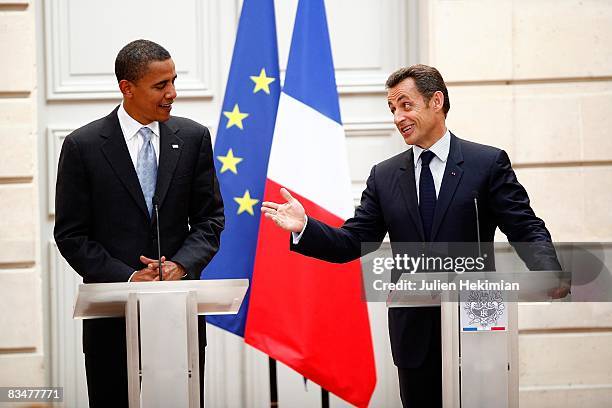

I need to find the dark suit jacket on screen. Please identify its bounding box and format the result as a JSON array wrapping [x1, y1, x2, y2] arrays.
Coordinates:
[[54, 106, 224, 354], [291, 133, 559, 368]]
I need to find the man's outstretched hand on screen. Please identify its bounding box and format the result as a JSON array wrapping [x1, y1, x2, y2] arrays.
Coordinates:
[[261, 188, 306, 233]]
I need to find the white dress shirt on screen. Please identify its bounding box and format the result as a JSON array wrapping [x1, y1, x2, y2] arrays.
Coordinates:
[[412, 129, 451, 202], [292, 129, 452, 244], [117, 103, 160, 281], [117, 103, 160, 167]]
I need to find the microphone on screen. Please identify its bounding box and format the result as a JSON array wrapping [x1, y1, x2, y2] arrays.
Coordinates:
[[472, 191, 482, 258], [153, 196, 163, 281]]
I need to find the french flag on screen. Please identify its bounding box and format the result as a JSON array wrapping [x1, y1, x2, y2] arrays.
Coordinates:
[[206, 0, 376, 406], [245, 0, 376, 406]]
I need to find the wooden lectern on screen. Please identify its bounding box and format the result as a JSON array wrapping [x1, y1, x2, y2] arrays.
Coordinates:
[[73, 279, 249, 408]]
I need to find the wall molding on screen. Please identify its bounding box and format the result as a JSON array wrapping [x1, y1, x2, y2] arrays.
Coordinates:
[[44, 0, 217, 100], [344, 119, 401, 203], [343, 120, 397, 137], [49, 241, 87, 407], [334, 0, 408, 95]]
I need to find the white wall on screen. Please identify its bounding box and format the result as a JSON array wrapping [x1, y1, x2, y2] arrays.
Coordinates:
[[423, 1, 612, 406]]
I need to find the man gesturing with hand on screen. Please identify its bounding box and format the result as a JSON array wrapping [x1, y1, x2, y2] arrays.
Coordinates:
[[261, 65, 561, 408], [262, 188, 306, 233]]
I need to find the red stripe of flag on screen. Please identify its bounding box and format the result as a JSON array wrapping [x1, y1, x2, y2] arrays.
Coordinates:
[[246, 179, 376, 407]]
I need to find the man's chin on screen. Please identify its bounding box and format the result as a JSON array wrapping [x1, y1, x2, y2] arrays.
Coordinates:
[[402, 134, 417, 146], [157, 113, 172, 123]]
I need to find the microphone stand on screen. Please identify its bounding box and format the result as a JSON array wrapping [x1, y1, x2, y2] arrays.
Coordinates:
[[473, 193, 481, 259], [153, 197, 163, 281]]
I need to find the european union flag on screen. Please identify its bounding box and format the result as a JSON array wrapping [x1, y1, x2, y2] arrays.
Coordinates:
[[203, 0, 280, 336]]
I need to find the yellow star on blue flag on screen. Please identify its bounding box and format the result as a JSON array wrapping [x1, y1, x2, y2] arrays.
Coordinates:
[[234, 190, 259, 216], [223, 104, 249, 129], [250, 68, 276, 94], [217, 148, 244, 174]]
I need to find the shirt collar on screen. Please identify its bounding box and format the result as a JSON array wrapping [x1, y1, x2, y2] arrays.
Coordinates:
[[117, 103, 160, 141], [413, 129, 451, 168]]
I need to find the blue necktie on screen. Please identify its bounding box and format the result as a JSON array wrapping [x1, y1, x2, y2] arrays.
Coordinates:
[[136, 127, 157, 217], [419, 150, 437, 241]]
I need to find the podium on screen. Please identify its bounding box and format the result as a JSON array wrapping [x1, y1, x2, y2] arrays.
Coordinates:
[[388, 272, 519, 408], [73, 279, 249, 408]]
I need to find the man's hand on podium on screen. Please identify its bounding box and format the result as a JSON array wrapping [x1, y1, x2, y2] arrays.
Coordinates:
[[261, 188, 306, 233], [139, 255, 186, 281], [130, 267, 159, 282], [548, 279, 571, 299]]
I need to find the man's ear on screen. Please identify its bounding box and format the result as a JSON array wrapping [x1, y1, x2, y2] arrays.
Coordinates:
[[119, 79, 133, 98], [430, 90, 444, 113]]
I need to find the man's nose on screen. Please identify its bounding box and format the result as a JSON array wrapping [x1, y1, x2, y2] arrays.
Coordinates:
[[394, 111, 404, 126], [166, 83, 177, 100]]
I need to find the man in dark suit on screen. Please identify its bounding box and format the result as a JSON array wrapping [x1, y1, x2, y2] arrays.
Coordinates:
[[54, 40, 224, 407], [261, 64, 562, 407]]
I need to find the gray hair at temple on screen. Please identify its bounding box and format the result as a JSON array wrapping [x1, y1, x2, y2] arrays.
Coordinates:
[[115, 39, 171, 83], [385, 64, 450, 117]]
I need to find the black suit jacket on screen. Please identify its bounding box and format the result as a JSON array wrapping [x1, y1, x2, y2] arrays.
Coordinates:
[[54, 106, 224, 354], [292, 133, 559, 368]]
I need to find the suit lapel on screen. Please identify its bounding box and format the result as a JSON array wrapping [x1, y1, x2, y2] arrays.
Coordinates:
[[99, 108, 150, 220], [398, 149, 426, 241], [430, 134, 464, 241], [155, 121, 183, 208]]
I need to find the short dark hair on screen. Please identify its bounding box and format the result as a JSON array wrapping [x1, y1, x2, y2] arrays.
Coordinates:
[[115, 39, 171, 83], [385, 64, 450, 117]]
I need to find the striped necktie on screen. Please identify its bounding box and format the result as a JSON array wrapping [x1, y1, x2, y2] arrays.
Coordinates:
[[136, 127, 158, 217]]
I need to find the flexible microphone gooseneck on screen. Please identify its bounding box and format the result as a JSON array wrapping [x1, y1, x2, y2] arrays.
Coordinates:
[[153, 196, 163, 281], [473, 191, 482, 258]]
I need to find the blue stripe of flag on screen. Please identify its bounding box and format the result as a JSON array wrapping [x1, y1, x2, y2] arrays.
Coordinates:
[[283, 0, 342, 125]]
